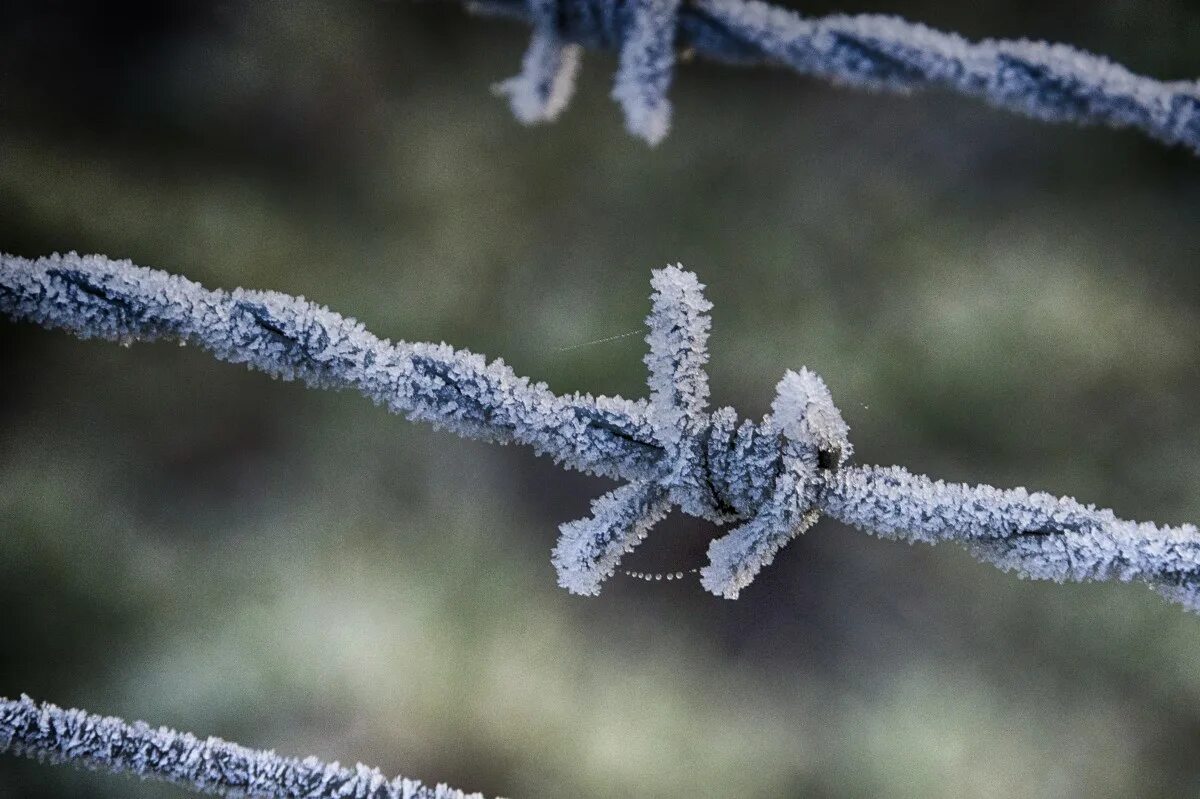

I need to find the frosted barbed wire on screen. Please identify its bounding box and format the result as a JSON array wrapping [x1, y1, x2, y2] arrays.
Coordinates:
[[0, 251, 662, 483], [823, 466, 1200, 610], [550, 265, 722, 593], [698, 367, 850, 598], [492, 0, 583, 122], [0, 695, 490, 799], [552, 480, 670, 595], [464, 0, 1200, 152], [610, 0, 682, 144], [2, 251, 1199, 610]]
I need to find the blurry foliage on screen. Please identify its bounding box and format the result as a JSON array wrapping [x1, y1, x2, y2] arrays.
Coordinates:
[[1, 0, 1200, 797]]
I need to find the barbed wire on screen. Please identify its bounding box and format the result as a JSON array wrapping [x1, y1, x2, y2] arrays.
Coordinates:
[[467, 0, 1200, 150], [0, 695, 490, 799], [3, 251, 1197, 605]]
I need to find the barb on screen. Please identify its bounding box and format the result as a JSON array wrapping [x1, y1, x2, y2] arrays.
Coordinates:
[[0, 695, 491, 799], [2, 251, 1199, 610], [466, 0, 1200, 152]]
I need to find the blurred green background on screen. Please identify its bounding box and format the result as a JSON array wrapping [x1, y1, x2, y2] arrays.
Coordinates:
[[2, 1, 1200, 796]]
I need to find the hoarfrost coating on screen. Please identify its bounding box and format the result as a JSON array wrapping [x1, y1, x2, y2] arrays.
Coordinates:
[[469, 0, 1200, 151], [3, 251, 1199, 609]]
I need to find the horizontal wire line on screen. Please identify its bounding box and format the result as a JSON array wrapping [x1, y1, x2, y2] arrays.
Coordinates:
[[2, 251, 1196, 608]]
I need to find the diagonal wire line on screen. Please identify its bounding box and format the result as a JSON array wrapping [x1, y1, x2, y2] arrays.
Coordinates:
[[0, 695, 492, 799]]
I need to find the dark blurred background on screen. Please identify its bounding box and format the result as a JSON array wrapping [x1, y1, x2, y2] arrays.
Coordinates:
[[2, 1, 1200, 796]]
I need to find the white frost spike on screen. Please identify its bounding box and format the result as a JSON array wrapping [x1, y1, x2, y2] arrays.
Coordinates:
[[645, 263, 711, 433], [554, 264, 718, 596], [769, 367, 852, 467], [494, 0, 582, 124], [552, 481, 669, 595], [612, 0, 682, 145], [700, 472, 819, 599]]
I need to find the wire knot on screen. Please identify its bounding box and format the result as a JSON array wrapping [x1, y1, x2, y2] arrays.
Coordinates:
[[551, 265, 852, 598], [492, 0, 681, 144]]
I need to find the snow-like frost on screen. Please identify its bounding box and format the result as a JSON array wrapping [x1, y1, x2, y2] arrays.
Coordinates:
[[823, 465, 1200, 604], [611, 0, 681, 144], [700, 479, 820, 600], [494, 0, 582, 124], [768, 367, 851, 469], [552, 480, 670, 594], [644, 264, 711, 443]]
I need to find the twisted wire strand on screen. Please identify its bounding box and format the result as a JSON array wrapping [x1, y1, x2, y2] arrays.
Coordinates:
[[2, 250, 1197, 610], [823, 466, 1200, 609], [466, 0, 1200, 151], [0, 695, 489, 799], [0, 251, 662, 483]]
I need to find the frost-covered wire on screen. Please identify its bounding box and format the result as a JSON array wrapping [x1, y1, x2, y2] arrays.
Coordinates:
[[0, 695, 489, 799], [823, 466, 1200, 608], [2, 251, 1199, 610], [492, 0, 583, 122], [468, 0, 1200, 151]]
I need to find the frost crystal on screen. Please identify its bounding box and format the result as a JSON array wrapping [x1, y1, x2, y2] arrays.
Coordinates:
[[552, 481, 669, 595], [644, 264, 711, 443], [768, 367, 851, 469], [494, 0, 582, 124], [0, 695, 493, 799], [611, 0, 682, 144]]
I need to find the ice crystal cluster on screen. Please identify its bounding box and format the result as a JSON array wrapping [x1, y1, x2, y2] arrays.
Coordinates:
[[474, 0, 1200, 151], [0, 695, 488, 799], [3, 251, 1199, 608]]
